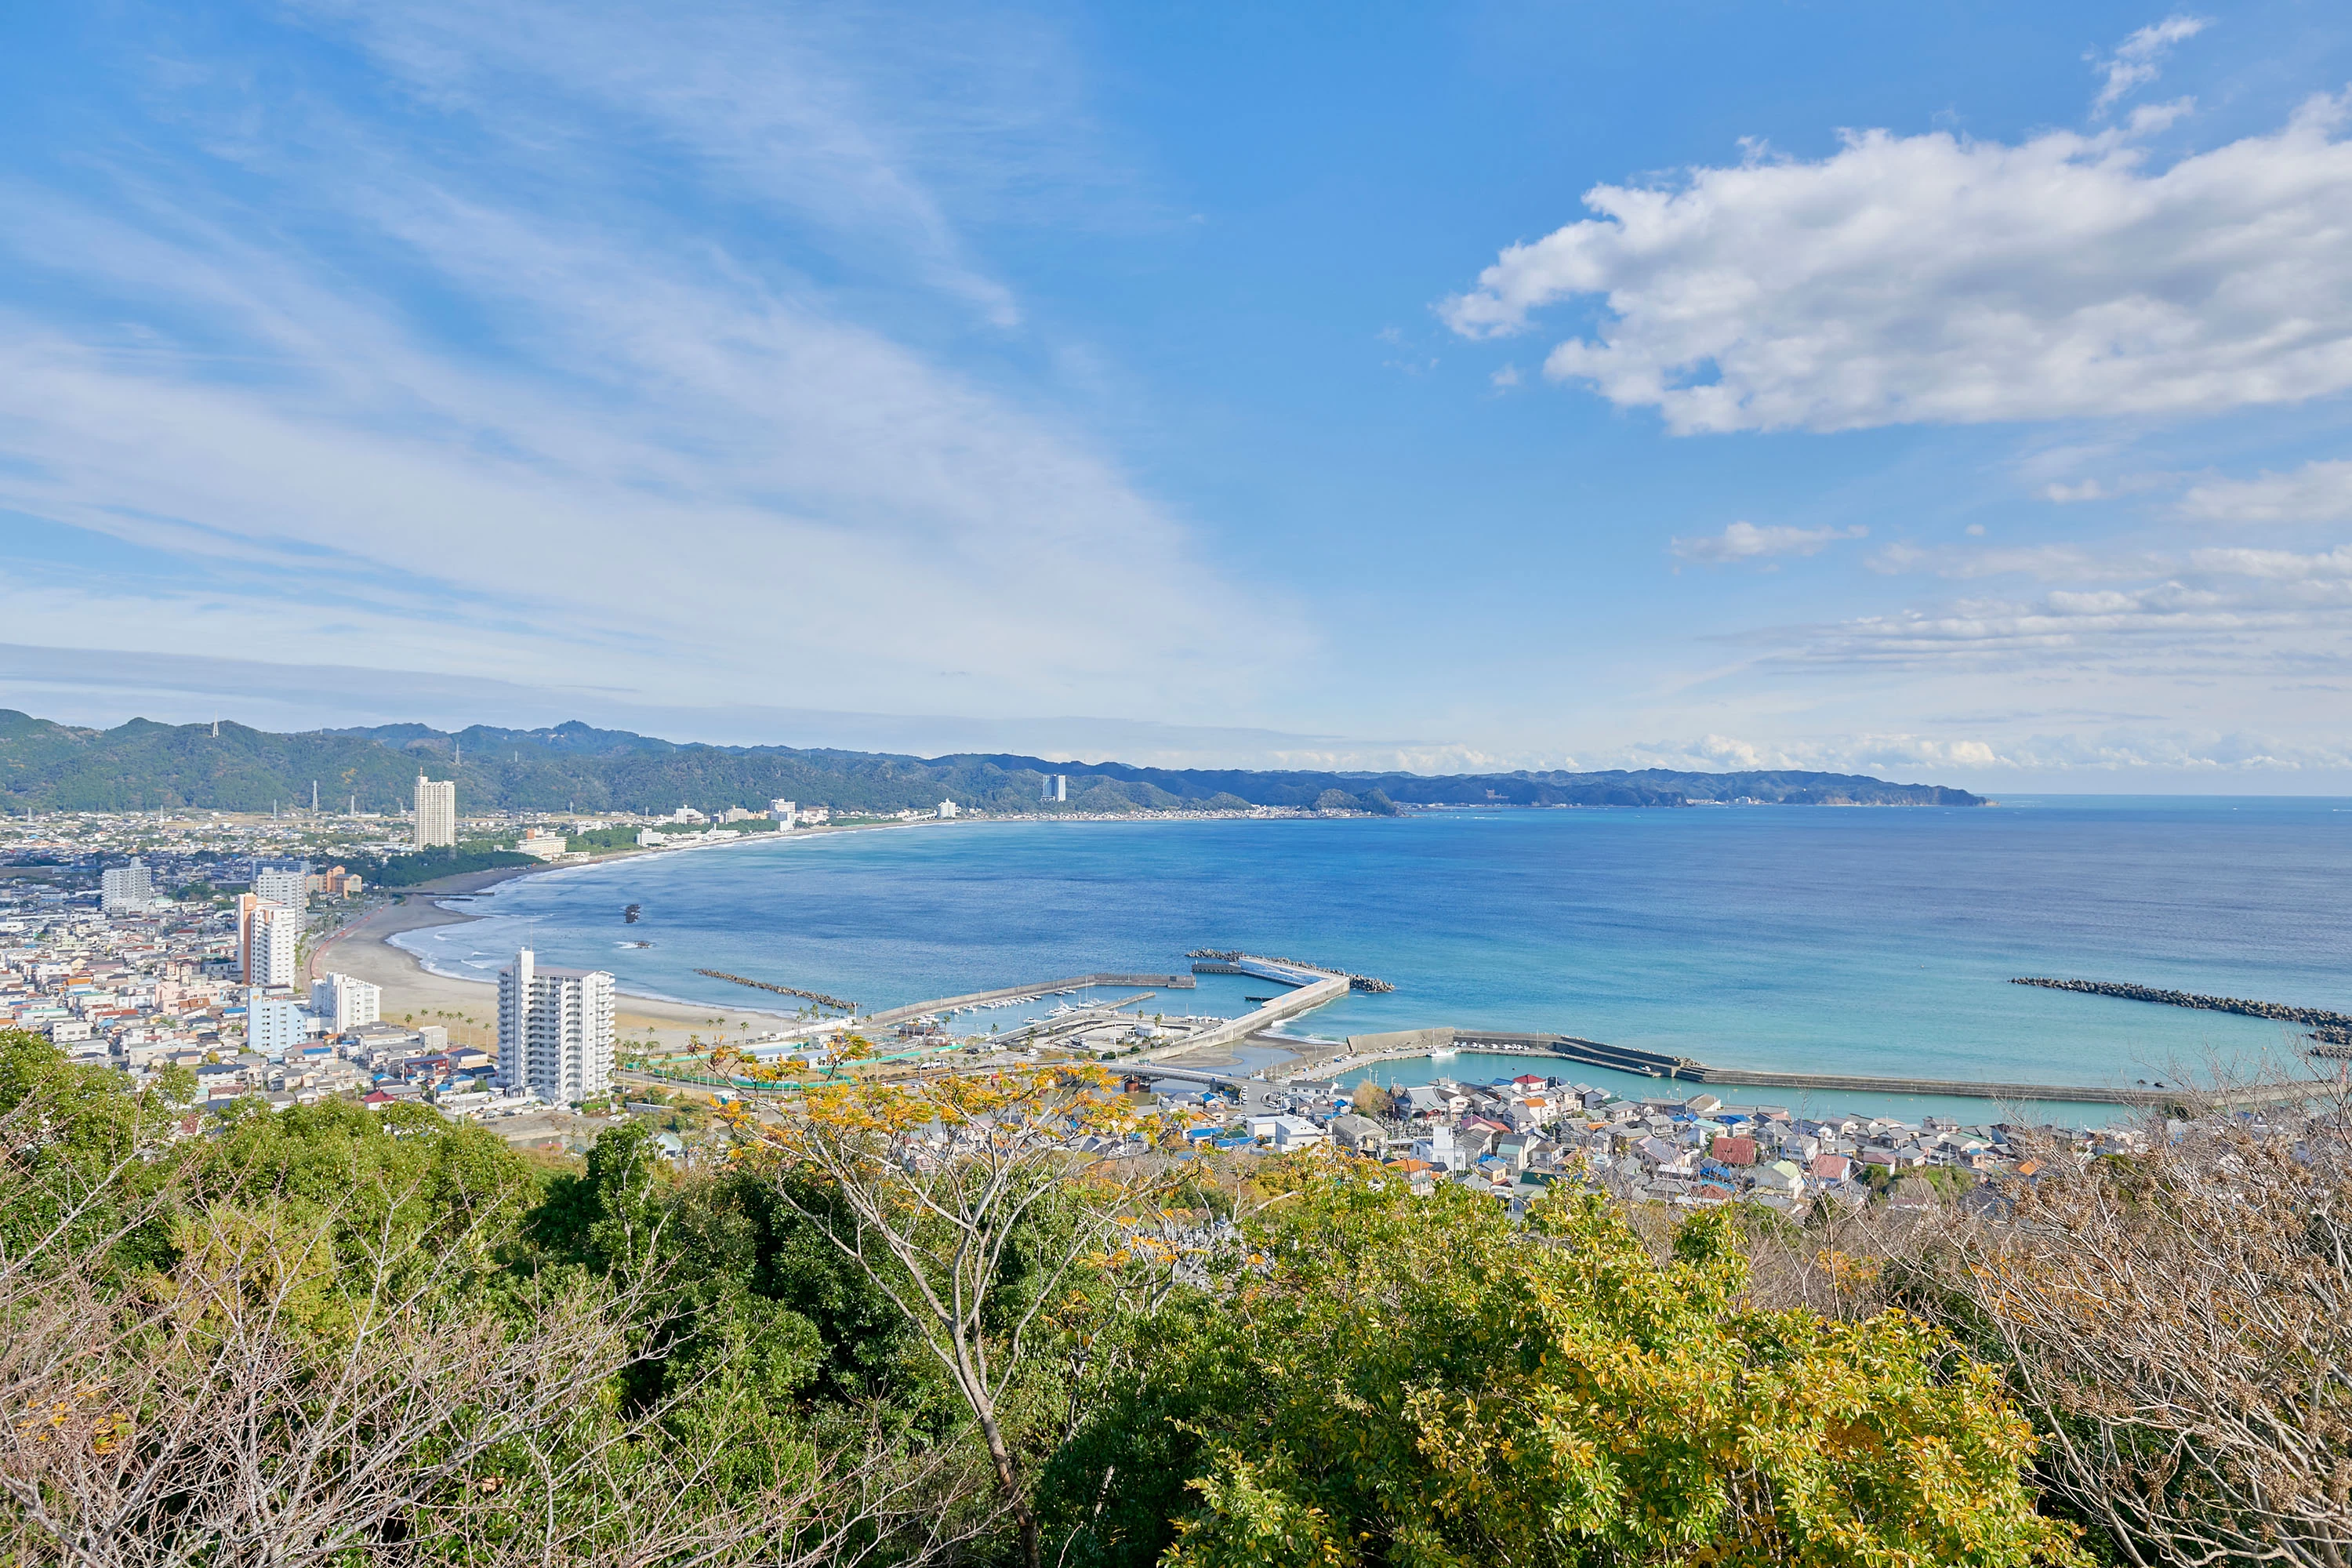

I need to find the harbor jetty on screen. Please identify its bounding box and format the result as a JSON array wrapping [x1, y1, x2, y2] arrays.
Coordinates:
[[858, 971, 1194, 1031], [695, 969, 859, 1014], [1281, 1025, 2336, 1111], [2013, 976, 2352, 1046], [1189, 949, 1394, 993], [652, 949, 2345, 1112]]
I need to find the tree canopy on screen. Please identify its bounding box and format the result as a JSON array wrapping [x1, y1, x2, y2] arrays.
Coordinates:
[[0, 1031, 2078, 1566]]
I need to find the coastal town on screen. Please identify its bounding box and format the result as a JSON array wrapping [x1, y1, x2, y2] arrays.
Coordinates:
[[0, 793, 2222, 1209]]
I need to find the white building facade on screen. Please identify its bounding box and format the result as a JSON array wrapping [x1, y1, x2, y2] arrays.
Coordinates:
[[100, 858, 158, 914], [244, 901, 301, 988], [771, 799, 796, 826], [496, 947, 615, 1103], [310, 971, 383, 1032], [252, 866, 310, 907], [414, 775, 457, 849], [514, 829, 567, 860]]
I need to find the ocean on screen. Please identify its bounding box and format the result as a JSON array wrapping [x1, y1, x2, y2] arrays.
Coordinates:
[[392, 797, 2352, 1123]]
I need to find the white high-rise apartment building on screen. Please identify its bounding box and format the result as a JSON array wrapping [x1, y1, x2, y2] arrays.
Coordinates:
[[497, 947, 615, 1103], [100, 858, 157, 914], [252, 865, 310, 907], [310, 971, 382, 1032], [771, 799, 796, 827], [414, 774, 457, 849], [243, 902, 301, 988]]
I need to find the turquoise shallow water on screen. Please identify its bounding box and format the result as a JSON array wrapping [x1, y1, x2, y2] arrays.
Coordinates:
[[394, 798, 2352, 1120]]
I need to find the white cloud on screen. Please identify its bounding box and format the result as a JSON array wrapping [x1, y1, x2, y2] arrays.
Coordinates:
[[306, 0, 1151, 329], [1610, 727, 2352, 776], [1441, 93, 2352, 433], [1617, 733, 2016, 774], [1670, 520, 1866, 563], [2092, 16, 2210, 116], [1867, 542, 2138, 580], [1755, 543, 2352, 671], [2176, 459, 2352, 523]]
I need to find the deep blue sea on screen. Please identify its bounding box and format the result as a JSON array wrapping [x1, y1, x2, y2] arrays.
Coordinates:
[[394, 799, 2352, 1124]]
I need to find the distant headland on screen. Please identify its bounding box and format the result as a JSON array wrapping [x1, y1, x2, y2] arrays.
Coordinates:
[[0, 708, 1985, 815]]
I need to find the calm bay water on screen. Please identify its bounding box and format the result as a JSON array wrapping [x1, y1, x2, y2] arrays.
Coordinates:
[[394, 798, 2352, 1118]]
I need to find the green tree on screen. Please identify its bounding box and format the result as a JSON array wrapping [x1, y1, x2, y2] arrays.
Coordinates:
[[1046, 1169, 2081, 1568], [0, 1028, 179, 1276]]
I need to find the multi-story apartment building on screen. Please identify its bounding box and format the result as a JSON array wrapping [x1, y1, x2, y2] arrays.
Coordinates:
[[310, 971, 383, 1032], [413, 775, 457, 850], [495, 946, 614, 1103], [240, 898, 300, 988], [247, 993, 310, 1056], [99, 858, 157, 914], [252, 865, 310, 908]]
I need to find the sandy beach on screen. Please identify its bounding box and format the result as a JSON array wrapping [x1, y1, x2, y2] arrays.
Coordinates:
[[307, 869, 794, 1055]]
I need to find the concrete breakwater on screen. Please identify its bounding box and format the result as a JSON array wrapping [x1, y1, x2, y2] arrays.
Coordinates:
[[2013, 978, 2352, 1041], [859, 972, 1195, 1031], [696, 969, 860, 1014], [1294, 1025, 2336, 1111], [1189, 949, 1395, 993]]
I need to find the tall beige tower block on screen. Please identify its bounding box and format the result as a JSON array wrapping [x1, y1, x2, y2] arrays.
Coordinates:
[[414, 774, 457, 849]]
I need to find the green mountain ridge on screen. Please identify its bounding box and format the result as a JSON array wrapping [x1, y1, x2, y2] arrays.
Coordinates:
[[0, 710, 1985, 815]]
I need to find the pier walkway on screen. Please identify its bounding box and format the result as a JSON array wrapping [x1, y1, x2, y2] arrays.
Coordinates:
[[731, 970, 1196, 1046]]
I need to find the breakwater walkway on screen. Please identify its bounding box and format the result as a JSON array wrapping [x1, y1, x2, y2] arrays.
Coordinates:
[[1281, 1026, 2336, 1111], [731, 971, 1197, 1047]]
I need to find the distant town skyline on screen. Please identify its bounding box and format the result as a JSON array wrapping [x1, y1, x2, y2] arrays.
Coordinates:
[[4, 3, 2352, 790]]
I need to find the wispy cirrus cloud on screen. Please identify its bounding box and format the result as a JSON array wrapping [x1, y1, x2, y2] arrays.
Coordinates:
[[1670, 520, 1866, 564], [2176, 459, 2352, 524], [2091, 15, 2210, 116], [1749, 543, 2352, 673], [0, 1, 1300, 728]]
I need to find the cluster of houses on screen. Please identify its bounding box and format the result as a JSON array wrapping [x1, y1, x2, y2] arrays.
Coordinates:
[[1142, 1069, 2153, 1210], [0, 872, 548, 1122]]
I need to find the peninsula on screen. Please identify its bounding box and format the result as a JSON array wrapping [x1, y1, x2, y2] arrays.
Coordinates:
[[0, 710, 1985, 816]]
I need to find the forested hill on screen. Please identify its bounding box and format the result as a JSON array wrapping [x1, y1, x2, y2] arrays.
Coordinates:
[[0, 710, 1985, 814]]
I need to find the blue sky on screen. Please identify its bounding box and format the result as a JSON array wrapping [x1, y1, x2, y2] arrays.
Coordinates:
[[4, 2, 2352, 789]]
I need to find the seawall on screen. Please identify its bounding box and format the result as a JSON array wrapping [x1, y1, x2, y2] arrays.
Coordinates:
[[1291, 1025, 2338, 1111]]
